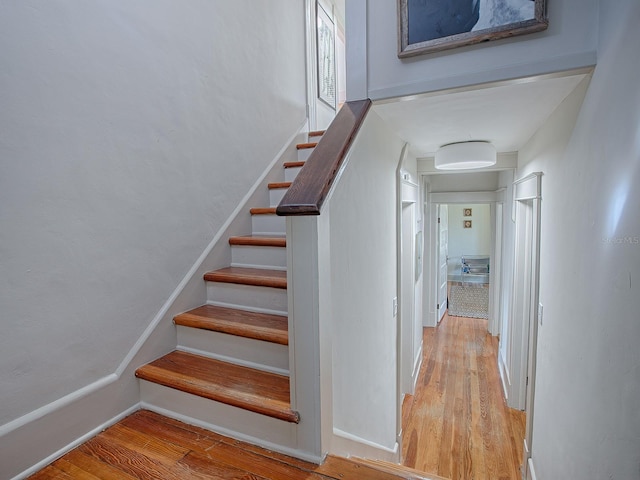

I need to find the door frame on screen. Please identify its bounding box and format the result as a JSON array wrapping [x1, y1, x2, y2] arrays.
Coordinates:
[[396, 145, 423, 454], [426, 189, 504, 330], [436, 204, 449, 323], [512, 172, 542, 479]]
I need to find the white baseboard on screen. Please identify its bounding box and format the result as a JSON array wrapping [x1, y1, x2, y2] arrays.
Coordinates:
[[498, 351, 510, 401], [9, 404, 140, 480], [527, 457, 538, 480], [0, 373, 118, 439], [141, 403, 324, 465], [331, 428, 399, 463], [412, 345, 423, 393]]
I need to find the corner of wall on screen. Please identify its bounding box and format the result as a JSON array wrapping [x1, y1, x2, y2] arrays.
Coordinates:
[[331, 429, 400, 464]]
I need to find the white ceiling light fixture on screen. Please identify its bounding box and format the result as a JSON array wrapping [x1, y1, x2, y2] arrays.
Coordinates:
[[434, 141, 497, 170]]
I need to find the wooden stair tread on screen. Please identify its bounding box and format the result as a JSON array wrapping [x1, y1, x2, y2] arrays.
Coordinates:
[[268, 181, 292, 189], [249, 207, 277, 215], [308, 130, 325, 138], [204, 266, 287, 289], [296, 142, 318, 150], [229, 235, 286, 247], [284, 161, 305, 168], [135, 351, 299, 423], [174, 304, 288, 345]]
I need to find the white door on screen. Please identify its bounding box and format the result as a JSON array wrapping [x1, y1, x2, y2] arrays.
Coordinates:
[[437, 205, 449, 322]]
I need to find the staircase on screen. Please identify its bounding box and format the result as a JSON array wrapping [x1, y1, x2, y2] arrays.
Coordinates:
[[135, 130, 323, 450]]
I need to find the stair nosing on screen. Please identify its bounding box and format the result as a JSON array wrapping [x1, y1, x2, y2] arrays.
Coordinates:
[[249, 207, 277, 215], [204, 267, 287, 289], [296, 142, 318, 150], [284, 161, 305, 168], [267, 181, 292, 190], [229, 236, 286, 248]]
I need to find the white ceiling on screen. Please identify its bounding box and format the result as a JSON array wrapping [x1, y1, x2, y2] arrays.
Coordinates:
[[373, 73, 588, 158]]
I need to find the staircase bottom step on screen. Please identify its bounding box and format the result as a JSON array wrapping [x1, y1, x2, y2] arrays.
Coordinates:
[[136, 351, 299, 423], [139, 382, 298, 451]]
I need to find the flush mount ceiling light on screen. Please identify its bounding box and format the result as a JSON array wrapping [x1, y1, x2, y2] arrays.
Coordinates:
[[434, 141, 497, 170]]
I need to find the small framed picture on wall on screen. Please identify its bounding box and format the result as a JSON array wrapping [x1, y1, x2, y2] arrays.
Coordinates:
[[464, 208, 472, 216], [464, 220, 472, 228]]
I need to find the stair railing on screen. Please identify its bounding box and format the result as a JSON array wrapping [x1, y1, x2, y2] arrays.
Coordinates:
[[277, 99, 371, 216]]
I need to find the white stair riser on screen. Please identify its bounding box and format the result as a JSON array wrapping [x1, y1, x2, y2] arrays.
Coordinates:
[[269, 187, 288, 207], [176, 327, 289, 373], [297, 147, 315, 162], [140, 383, 297, 448], [252, 214, 286, 236], [285, 166, 303, 182], [231, 245, 286, 270], [206, 283, 288, 313], [308, 134, 323, 143]]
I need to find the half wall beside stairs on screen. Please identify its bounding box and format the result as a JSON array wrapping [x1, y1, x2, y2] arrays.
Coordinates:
[[280, 100, 409, 460]]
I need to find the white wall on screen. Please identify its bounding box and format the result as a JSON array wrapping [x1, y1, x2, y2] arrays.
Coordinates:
[[0, 1, 306, 477], [348, 0, 598, 100], [447, 204, 491, 273], [516, 1, 640, 476], [326, 111, 403, 455], [428, 172, 500, 192]]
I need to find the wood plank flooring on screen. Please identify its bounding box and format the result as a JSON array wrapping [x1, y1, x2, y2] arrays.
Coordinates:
[[401, 313, 526, 480], [29, 410, 443, 480]]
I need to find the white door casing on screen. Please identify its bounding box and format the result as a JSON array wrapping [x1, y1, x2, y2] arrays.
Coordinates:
[[428, 189, 503, 333], [511, 172, 542, 474], [437, 205, 449, 323], [400, 202, 416, 396]]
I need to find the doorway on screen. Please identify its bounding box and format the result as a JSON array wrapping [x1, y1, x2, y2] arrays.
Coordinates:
[[510, 173, 542, 477], [430, 200, 498, 328]]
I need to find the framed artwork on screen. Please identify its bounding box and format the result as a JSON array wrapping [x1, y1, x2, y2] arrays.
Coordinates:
[[464, 208, 472, 217], [317, 3, 336, 109], [398, 0, 548, 58], [464, 220, 473, 229]]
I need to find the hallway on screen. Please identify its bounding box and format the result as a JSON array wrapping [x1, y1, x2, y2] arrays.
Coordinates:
[[401, 314, 525, 480]]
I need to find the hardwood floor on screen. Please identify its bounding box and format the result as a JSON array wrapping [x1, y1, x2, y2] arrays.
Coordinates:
[[29, 410, 441, 480], [29, 313, 522, 480], [401, 313, 526, 480]]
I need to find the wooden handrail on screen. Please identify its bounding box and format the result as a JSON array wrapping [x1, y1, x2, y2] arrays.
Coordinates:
[[276, 99, 372, 216]]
